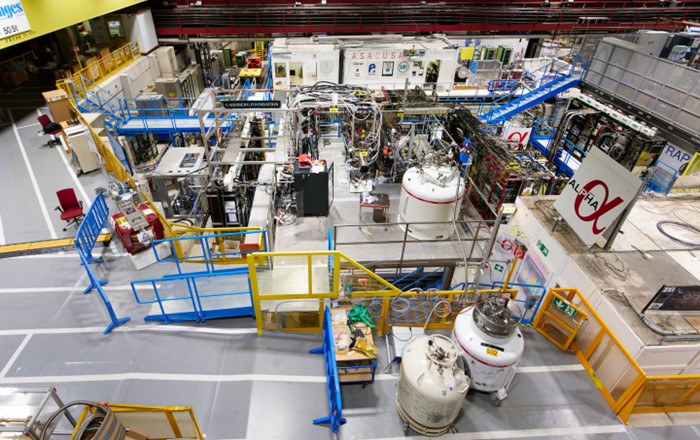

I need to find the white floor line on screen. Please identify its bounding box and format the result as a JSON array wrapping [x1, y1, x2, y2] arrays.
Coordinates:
[[515, 364, 584, 373], [13, 252, 130, 260], [0, 325, 257, 337], [0, 372, 326, 385], [9, 110, 58, 239], [0, 214, 4, 245], [36, 109, 91, 203], [0, 334, 32, 377], [17, 122, 41, 129], [368, 425, 628, 440], [0, 284, 155, 294]]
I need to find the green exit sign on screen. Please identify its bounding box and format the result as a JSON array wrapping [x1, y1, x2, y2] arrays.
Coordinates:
[[494, 263, 504, 272], [537, 239, 549, 257], [553, 297, 577, 319]]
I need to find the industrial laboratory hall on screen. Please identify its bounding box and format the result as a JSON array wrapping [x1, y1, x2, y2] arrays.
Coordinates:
[[0, 1, 700, 439]]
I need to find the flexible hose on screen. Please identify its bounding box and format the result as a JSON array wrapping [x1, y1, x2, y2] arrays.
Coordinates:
[[656, 221, 700, 248], [40, 401, 108, 440]]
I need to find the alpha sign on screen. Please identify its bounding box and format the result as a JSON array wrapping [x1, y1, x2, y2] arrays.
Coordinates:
[[0, 1, 29, 39], [554, 148, 642, 248]]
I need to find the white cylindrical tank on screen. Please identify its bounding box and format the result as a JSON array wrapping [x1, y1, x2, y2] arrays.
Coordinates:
[[396, 334, 470, 436], [398, 165, 465, 240], [452, 297, 524, 395]]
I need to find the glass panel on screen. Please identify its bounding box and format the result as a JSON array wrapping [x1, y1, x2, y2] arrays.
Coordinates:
[[621, 71, 641, 88], [640, 78, 662, 95], [683, 95, 700, 114], [606, 65, 624, 80], [601, 76, 618, 93], [659, 85, 685, 106], [585, 71, 603, 86], [589, 59, 607, 74], [595, 41, 613, 63], [666, 64, 697, 92], [676, 110, 700, 134], [628, 52, 650, 75], [610, 46, 633, 67], [634, 91, 655, 108], [617, 84, 636, 100], [651, 60, 672, 82], [653, 100, 677, 121]]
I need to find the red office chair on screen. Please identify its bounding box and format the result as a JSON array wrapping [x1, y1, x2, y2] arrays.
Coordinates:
[[55, 188, 84, 231], [38, 114, 62, 147]]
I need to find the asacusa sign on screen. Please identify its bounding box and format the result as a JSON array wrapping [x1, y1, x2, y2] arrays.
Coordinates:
[[0, 1, 29, 39], [554, 148, 642, 248]]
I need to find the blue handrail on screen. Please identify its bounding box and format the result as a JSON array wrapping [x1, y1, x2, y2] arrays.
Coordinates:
[[79, 252, 131, 334], [74, 192, 110, 268], [490, 281, 547, 325], [130, 266, 252, 324], [309, 306, 346, 434], [478, 53, 588, 123], [151, 229, 268, 275]]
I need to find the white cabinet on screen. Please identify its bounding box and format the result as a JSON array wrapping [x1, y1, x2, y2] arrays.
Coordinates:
[[63, 124, 101, 174]]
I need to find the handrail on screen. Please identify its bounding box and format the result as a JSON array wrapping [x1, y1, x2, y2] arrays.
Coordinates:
[[309, 306, 346, 434], [478, 53, 588, 121], [74, 193, 110, 268]]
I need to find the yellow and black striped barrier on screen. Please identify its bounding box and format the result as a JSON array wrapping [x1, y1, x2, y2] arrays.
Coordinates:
[[0, 234, 112, 259]]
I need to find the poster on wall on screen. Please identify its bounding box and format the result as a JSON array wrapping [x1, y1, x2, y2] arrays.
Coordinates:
[[396, 60, 410, 77], [352, 62, 364, 79], [368, 63, 377, 77], [0, 0, 30, 39], [382, 61, 394, 76], [553, 148, 642, 248]]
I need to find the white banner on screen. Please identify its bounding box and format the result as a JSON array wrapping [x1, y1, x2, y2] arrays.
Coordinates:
[[554, 148, 642, 248], [0, 1, 30, 39]]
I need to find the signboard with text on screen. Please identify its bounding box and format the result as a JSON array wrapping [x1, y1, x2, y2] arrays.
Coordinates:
[[0, 1, 29, 39], [554, 148, 642, 248], [220, 100, 281, 110]]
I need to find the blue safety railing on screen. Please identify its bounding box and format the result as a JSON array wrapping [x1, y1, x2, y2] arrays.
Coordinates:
[[79, 251, 131, 334], [552, 138, 586, 177], [74, 192, 110, 269], [309, 306, 346, 434], [487, 78, 519, 93], [490, 281, 547, 325], [130, 266, 253, 323], [73, 194, 131, 334], [478, 53, 588, 124], [152, 229, 268, 275], [645, 160, 678, 194]]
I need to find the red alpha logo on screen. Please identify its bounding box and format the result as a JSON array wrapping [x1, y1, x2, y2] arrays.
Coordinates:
[[573, 179, 624, 234]]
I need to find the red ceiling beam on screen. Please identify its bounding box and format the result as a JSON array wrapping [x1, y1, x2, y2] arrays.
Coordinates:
[[150, 3, 700, 36]]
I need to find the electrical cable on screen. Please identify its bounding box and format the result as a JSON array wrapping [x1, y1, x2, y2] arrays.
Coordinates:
[[656, 221, 700, 248]]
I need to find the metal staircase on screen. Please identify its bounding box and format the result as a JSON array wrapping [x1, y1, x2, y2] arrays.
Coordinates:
[[478, 54, 588, 125]]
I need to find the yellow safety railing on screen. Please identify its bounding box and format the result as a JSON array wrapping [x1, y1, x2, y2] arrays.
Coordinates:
[[56, 41, 141, 104], [247, 250, 518, 336], [535, 287, 700, 423], [71, 403, 204, 440], [533, 288, 588, 351]]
